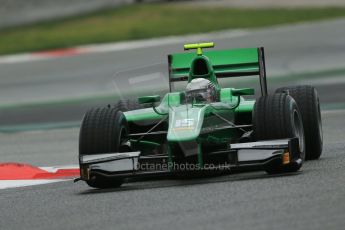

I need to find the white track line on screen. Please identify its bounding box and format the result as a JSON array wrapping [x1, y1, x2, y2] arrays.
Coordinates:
[[0, 29, 249, 64], [39, 165, 79, 173], [79, 29, 249, 53], [0, 54, 53, 64]]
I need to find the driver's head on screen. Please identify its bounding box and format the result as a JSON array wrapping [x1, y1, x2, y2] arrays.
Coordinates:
[[186, 78, 218, 103]]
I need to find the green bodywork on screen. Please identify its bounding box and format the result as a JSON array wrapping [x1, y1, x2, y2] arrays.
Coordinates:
[[125, 91, 255, 141], [123, 43, 259, 166]]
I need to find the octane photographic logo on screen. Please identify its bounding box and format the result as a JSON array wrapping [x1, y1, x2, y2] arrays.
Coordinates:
[[138, 162, 232, 172]]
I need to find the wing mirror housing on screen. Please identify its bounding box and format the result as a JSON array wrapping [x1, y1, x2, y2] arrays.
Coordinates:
[[232, 88, 255, 97]]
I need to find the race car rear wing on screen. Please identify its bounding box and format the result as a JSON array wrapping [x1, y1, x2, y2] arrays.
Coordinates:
[[168, 47, 267, 96]]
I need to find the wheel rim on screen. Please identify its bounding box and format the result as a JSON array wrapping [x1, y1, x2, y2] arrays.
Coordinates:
[[118, 126, 129, 153], [293, 110, 305, 155]]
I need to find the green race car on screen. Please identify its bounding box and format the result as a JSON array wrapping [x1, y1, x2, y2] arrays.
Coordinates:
[[77, 43, 323, 189]]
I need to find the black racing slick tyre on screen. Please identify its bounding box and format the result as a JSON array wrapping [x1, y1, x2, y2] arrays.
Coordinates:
[[114, 99, 158, 129], [275, 85, 323, 160], [253, 93, 305, 174], [114, 99, 149, 112], [79, 107, 129, 189]]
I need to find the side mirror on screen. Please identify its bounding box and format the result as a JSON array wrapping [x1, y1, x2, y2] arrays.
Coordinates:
[[138, 95, 161, 105], [232, 88, 254, 97]]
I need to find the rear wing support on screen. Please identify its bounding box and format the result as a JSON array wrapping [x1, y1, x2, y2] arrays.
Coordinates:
[[258, 47, 268, 96]]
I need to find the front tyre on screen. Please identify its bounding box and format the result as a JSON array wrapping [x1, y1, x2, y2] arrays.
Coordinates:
[[253, 93, 305, 174], [114, 99, 148, 112], [79, 107, 129, 188]]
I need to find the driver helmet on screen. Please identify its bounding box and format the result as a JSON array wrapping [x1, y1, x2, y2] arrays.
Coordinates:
[[185, 78, 218, 103]]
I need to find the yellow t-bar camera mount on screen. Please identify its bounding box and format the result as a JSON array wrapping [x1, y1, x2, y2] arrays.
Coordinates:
[[184, 42, 215, 56]]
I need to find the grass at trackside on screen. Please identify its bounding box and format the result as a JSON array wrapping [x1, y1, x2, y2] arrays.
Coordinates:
[[1, 4, 345, 54]]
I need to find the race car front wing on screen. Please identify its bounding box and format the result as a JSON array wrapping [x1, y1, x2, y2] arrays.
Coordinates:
[[78, 138, 300, 181]]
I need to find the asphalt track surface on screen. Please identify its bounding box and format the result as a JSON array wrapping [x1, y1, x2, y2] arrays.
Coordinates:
[[1, 19, 345, 230]]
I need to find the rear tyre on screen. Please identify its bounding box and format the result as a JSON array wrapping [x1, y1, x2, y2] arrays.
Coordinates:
[[253, 93, 305, 174], [79, 107, 129, 188], [275, 85, 323, 160]]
